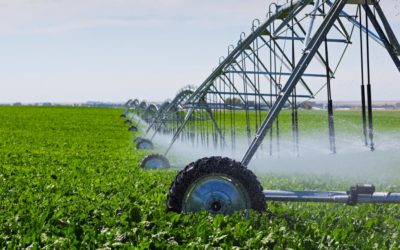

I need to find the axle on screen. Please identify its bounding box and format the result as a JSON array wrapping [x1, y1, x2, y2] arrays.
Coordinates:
[[263, 184, 400, 205]]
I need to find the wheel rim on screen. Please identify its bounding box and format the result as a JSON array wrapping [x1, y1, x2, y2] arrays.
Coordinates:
[[183, 175, 250, 214], [144, 158, 167, 169]]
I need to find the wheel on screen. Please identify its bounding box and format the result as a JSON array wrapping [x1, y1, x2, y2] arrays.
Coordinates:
[[136, 138, 154, 150], [134, 137, 143, 143], [128, 126, 138, 132], [166, 156, 265, 214], [120, 114, 126, 118], [124, 120, 132, 125], [140, 154, 170, 169]]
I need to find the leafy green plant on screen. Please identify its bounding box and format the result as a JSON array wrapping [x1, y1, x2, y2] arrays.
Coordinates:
[[0, 106, 399, 248]]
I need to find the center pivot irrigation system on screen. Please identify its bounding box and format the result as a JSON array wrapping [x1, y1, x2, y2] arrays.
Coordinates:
[[122, 0, 400, 214]]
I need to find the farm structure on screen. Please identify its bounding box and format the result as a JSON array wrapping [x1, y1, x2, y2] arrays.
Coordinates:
[[125, 0, 400, 214]]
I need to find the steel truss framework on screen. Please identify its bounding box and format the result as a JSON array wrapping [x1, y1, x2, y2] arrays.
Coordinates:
[[130, 0, 400, 208], [139, 0, 400, 166]]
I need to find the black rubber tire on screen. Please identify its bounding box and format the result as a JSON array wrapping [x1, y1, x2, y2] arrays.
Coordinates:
[[128, 126, 138, 132], [140, 154, 170, 169], [136, 138, 154, 150], [166, 156, 266, 213], [124, 120, 132, 125]]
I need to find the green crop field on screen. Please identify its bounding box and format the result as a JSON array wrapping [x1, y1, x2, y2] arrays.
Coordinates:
[[1, 106, 400, 249]]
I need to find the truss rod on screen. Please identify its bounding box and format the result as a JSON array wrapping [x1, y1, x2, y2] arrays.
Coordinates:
[[242, 0, 348, 166], [259, 35, 315, 96], [229, 63, 272, 108], [206, 91, 312, 98], [185, 0, 308, 105], [219, 75, 248, 104], [326, 0, 383, 46], [224, 70, 327, 77], [372, 2, 400, 55], [362, 4, 400, 71], [275, 36, 348, 43], [273, 0, 314, 36]]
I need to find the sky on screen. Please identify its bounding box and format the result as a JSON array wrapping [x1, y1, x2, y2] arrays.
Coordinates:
[[0, 0, 399, 104]]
